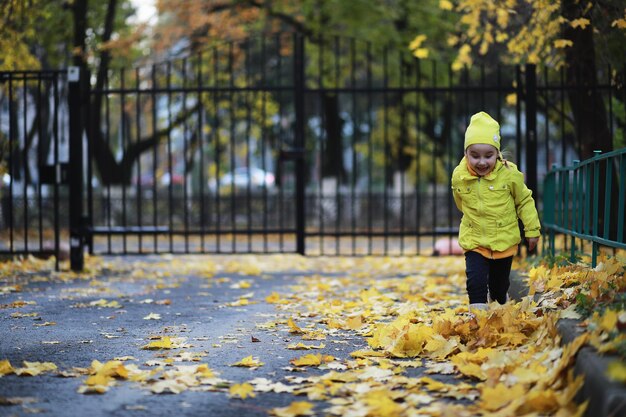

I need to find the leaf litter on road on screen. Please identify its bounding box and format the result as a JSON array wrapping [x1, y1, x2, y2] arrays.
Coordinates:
[[0, 253, 622, 415]]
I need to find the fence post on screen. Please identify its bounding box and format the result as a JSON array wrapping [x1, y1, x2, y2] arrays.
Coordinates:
[[543, 165, 557, 259], [525, 64, 538, 199], [68, 66, 85, 271], [294, 33, 306, 255]]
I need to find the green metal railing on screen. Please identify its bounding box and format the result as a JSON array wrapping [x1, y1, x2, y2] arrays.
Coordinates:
[[543, 148, 626, 267]]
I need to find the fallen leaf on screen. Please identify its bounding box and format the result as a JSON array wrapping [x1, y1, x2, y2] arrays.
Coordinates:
[[229, 383, 256, 399], [270, 401, 315, 417], [231, 356, 264, 368]]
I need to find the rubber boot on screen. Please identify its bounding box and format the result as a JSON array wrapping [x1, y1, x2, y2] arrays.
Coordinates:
[[469, 303, 489, 314]]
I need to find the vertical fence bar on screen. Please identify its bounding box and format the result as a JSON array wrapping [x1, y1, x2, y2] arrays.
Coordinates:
[[52, 74, 60, 270], [228, 43, 236, 252], [573, 164, 579, 234], [591, 151, 601, 265], [36, 76, 43, 252], [543, 167, 556, 258], [603, 159, 613, 240], [68, 66, 85, 270], [366, 42, 373, 255], [213, 47, 221, 252], [383, 46, 389, 255], [431, 61, 437, 251], [318, 35, 325, 255], [618, 154, 625, 243], [525, 64, 538, 209], [515, 66, 522, 166], [21, 75, 28, 252], [167, 62, 174, 252], [182, 57, 190, 253], [7, 74, 14, 252], [104, 70, 112, 253], [244, 41, 252, 252], [135, 67, 143, 252], [334, 36, 340, 255], [294, 33, 306, 255], [350, 38, 357, 255], [415, 59, 421, 255], [151, 64, 158, 252], [277, 36, 285, 252], [120, 68, 128, 254], [399, 51, 406, 255], [197, 53, 206, 252], [261, 38, 268, 252], [616, 154, 626, 243]]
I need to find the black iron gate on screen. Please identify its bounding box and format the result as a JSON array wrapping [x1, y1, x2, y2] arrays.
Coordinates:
[[0, 70, 68, 270], [1, 34, 623, 270], [81, 33, 532, 260]]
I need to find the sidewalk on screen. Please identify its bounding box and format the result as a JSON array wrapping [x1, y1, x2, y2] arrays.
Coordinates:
[[509, 271, 626, 417]]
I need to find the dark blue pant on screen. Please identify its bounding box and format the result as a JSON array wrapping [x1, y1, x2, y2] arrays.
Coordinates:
[[464, 251, 513, 304]]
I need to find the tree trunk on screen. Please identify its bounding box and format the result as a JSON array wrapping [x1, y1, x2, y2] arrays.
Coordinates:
[[562, 0, 612, 159], [321, 93, 346, 182], [562, 0, 617, 239]]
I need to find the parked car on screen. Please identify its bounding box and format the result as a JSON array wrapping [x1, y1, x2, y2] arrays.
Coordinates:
[[209, 167, 275, 191]]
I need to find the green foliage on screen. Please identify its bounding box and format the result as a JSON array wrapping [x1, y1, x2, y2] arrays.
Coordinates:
[[575, 292, 595, 317], [0, 0, 141, 71]]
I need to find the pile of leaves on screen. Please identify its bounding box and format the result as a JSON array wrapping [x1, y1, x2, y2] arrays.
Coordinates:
[[525, 254, 626, 381]]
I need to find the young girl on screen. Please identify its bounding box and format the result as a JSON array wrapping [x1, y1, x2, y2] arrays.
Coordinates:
[[451, 111, 540, 312]]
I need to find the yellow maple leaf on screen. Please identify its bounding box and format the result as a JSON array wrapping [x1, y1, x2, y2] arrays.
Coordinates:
[[265, 292, 282, 303], [195, 364, 215, 378], [362, 389, 405, 417], [15, 361, 57, 376], [409, 35, 427, 51], [570, 18, 590, 29], [290, 353, 334, 367], [89, 299, 122, 308], [519, 389, 559, 414], [229, 383, 256, 399], [480, 383, 526, 411], [345, 315, 364, 330], [270, 401, 315, 417], [439, 0, 453, 11], [0, 359, 14, 376], [231, 356, 264, 368], [85, 373, 113, 387], [287, 342, 325, 350], [349, 349, 388, 358], [77, 384, 109, 394], [412, 48, 430, 59], [607, 360, 626, 382], [599, 309, 618, 332], [287, 317, 304, 334], [554, 39, 574, 48], [142, 336, 173, 350], [150, 379, 187, 394]]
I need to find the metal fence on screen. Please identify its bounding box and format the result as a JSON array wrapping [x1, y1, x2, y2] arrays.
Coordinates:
[[543, 149, 626, 267], [0, 70, 68, 269], [1, 33, 624, 269]]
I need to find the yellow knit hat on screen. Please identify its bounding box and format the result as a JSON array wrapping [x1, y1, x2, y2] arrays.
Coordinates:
[[464, 111, 501, 150]]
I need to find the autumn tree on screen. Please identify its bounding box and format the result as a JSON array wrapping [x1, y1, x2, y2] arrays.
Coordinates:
[[435, 0, 626, 158], [149, 0, 458, 186]]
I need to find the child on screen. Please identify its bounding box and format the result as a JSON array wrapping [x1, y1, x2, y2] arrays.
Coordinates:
[[451, 111, 540, 312]]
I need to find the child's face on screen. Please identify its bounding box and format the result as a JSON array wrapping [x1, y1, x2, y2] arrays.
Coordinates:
[[465, 144, 498, 176]]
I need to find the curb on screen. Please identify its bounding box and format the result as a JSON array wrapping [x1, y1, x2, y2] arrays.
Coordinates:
[[509, 271, 626, 417]]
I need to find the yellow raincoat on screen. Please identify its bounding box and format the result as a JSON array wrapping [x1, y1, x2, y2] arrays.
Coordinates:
[[451, 157, 541, 256]]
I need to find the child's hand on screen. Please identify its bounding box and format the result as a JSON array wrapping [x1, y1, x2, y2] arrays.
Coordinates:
[[527, 237, 539, 252]]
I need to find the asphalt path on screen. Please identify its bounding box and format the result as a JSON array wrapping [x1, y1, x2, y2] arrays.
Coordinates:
[[0, 255, 450, 417]]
